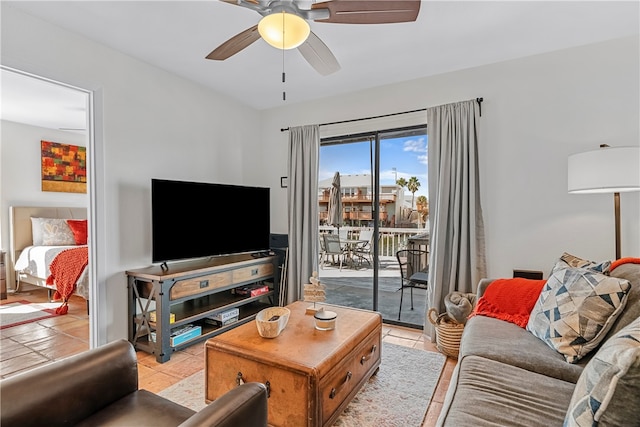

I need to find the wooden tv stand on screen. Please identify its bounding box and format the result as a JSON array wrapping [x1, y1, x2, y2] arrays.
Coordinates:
[[126, 253, 278, 362]]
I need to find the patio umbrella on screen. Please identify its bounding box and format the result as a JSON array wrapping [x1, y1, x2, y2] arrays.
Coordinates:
[[327, 171, 342, 230]]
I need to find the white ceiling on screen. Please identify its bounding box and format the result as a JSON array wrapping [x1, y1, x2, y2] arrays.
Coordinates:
[[2, 1, 639, 130]]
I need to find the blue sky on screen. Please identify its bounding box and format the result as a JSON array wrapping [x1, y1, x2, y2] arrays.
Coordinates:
[[319, 135, 428, 197]]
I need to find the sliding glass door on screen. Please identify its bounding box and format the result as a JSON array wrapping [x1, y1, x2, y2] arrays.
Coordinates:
[[318, 125, 428, 328]]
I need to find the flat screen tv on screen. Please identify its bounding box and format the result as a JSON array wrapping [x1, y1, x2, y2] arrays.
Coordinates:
[[151, 178, 270, 264]]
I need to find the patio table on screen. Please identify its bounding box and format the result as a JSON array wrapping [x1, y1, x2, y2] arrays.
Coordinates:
[[343, 239, 368, 269]]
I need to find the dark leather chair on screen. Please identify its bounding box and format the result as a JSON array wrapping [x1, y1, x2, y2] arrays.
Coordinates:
[[0, 339, 268, 427]]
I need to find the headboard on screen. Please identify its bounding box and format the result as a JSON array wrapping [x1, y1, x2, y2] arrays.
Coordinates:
[[8, 206, 87, 288]]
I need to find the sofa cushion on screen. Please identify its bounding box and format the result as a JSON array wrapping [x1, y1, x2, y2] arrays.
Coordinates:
[[76, 390, 195, 427], [564, 316, 640, 427], [604, 263, 640, 339], [460, 315, 585, 383], [470, 278, 545, 327], [437, 355, 575, 427], [526, 266, 631, 363]]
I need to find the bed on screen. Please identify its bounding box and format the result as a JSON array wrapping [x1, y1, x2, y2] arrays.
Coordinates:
[[9, 206, 89, 310]]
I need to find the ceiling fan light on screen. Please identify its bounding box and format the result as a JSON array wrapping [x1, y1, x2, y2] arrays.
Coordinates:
[[258, 11, 310, 50]]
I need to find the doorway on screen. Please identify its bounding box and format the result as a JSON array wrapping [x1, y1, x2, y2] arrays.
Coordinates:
[[318, 125, 429, 328], [0, 66, 98, 347]]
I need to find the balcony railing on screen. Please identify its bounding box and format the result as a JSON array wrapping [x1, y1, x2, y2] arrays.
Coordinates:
[[345, 212, 389, 221], [319, 225, 427, 257], [319, 211, 388, 222], [318, 194, 397, 204]]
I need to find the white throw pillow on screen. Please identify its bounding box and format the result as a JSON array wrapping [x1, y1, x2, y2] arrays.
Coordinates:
[[31, 217, 76, 246]]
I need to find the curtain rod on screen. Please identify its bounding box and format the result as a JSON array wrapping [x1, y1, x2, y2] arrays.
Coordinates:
[[280, 97, 483, 131]]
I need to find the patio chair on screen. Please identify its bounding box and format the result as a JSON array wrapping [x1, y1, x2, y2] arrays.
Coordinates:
[[396, 249, 429, 320], [319, 234, 328, 267], [322, 234, 347, 271], [353, 229, 374, 267]]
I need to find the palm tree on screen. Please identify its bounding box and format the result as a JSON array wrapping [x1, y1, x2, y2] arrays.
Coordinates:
[[416, 195, 428, 226], [407, 176, 420, 210], [396, 177, 407, 189]]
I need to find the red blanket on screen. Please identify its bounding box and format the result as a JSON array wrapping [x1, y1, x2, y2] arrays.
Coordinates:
[[469, 277, 546, 328], [611, 257, 640, 271], [46, 247, 88, 314]]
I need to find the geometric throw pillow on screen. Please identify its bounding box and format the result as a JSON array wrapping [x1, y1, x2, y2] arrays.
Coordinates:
[[564, 317, 640, 427], [31, 217, 76, 246], [526, 266, 631, 363], [556, 252, 611, 275], [66, 219, 88, 245]]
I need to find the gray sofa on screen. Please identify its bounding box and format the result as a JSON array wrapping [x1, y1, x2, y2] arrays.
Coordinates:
[[0, 339, 268, 427], [437, 262, 640, 426]]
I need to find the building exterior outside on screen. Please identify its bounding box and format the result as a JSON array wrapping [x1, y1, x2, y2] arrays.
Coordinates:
[[319, 174, 428, 228]]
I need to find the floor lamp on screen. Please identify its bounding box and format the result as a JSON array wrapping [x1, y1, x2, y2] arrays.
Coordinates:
[[568, 145, 640, 260]]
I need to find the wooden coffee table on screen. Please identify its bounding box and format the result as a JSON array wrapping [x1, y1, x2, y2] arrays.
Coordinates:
[[205, 301, 382, 427]]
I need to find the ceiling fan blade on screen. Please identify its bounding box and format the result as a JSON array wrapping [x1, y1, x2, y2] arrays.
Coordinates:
[[206, 25, 260, 60], [219, 0, 259, 6], [297, 31, 340, 76], [312, 0, 420, 24]]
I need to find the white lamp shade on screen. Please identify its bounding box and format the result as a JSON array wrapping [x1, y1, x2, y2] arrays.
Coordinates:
[[568, 146, 640, 194], [258, 12, 310, 50]]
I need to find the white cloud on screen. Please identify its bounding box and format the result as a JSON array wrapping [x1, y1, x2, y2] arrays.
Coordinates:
[[403, 137, 427, 153]]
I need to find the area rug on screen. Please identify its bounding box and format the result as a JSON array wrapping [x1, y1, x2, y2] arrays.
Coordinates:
[[158, 342, 446, 427], [0, 300, 61, 329]]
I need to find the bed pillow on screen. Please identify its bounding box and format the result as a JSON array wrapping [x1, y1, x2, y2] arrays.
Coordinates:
[[564, 317, 640, 426], [66, 219, 88, 245], [527, 266, 631, 363], [31, 217, 76, 246], [469, 278, 546, 328]]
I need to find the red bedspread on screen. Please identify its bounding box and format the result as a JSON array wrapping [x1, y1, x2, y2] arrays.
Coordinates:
[[46, 247, 89, 314]]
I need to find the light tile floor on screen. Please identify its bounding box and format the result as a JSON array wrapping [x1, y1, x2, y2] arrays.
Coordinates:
[[1, 287, 455, 426]]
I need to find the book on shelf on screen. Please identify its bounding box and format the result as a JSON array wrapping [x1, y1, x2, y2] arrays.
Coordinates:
[[209, 307, 240, 322], [149, 324, 202, 347], [233, 283, 270, 297], [204, 316, 239, 327], [148, 310, 175, 324]]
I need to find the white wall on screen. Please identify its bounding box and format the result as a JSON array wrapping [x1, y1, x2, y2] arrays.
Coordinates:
[[2, 6, 264, 343], [2, 5, 639, 342], [261, 36, 640, 281]]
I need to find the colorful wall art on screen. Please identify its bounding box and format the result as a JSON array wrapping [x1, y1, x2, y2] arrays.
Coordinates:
[[41, 140, 87, 193]]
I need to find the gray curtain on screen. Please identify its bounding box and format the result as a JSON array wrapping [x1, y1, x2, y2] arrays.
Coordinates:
[[286, 125, 320, 304], [425, 99, 487, 340]]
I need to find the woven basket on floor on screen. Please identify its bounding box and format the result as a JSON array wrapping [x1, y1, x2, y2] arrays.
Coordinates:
[[428, 308, 465, 358]]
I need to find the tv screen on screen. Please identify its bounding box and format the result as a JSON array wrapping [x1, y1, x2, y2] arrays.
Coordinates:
[[151, 179, 270, 263]]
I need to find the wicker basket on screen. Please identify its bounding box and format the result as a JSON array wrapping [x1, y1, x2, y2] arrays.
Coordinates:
[[428, 308, 465, 358]]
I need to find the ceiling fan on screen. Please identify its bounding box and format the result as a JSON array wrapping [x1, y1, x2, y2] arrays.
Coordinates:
[[206, 0, 421, 76]]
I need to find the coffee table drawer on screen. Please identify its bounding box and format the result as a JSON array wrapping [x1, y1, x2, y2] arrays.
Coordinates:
[[319, 329, 381, 422], [206, 349, 312, 427]]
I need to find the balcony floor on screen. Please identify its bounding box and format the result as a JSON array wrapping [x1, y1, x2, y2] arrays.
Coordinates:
[[317, 255, 428, 328]]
